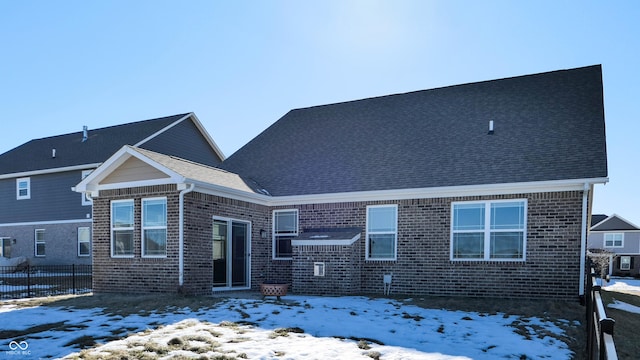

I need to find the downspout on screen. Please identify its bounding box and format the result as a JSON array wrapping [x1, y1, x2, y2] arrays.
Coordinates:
[[179, 183, 195, 287], [579, 182, 591, 298]]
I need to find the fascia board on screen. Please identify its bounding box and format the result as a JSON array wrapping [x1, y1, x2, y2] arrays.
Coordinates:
[[267, 177, 610, 206], [0, 163, 102, 180], [190, 177, 609, 207], [74, 146, 185, 193]]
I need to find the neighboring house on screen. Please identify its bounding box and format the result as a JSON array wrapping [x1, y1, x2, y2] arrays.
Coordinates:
[[0, 113, 224, 266], [588, 214, 640, 277], [75, 65, 608, 300]]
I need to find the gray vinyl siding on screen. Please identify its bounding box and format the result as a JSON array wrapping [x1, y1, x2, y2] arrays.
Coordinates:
[[0, 170, 93, 224], [141, 118, 223, 167], [588, 231, 640, 255]]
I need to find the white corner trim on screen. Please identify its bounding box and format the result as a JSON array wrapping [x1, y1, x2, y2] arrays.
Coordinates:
[[0, 163, 102, 180], [292, 233, 361, 246]]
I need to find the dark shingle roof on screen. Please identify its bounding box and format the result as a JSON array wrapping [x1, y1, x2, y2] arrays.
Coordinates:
[[591, 214, 640, 231], [0, 113, 189, 174], [221, 65, 608, 196], [590, 214, 609, 227]]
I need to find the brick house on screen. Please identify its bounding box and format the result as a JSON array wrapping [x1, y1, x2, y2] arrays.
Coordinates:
[[75, 65, 608, 300]]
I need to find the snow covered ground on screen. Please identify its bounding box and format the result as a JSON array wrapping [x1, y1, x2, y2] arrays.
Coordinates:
[[0, 295, 577, 359], [603, 277, 640, 316]]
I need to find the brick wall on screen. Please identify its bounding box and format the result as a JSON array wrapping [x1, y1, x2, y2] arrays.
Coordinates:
[[288, 191, 585, 300], [92, 186, 586, 300], [181, 192, 271, 295], [292, 241, 362, 295], [92, 185, 180, 294]]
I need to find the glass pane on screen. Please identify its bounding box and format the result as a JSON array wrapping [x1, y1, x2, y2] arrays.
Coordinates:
[[368, 233, 395, 258], [491, 202, 525, 230], [144, 199, 166, 227], [275, 211, 297, 234], [276, 236, 292, 258], [453, 204, 485, 230], [112, 201, 134, 228], [79, 242, 90, 256], [113, 230, 134, 255], [212, 220, 228, 287], [78, 227, 90, 242], [232, 222, 248, 287], [144, 229, 167, 256], [36, 243, 45, 256], [35, 230, 45, 241], [368, 207, 397, 232], [490, 232, 523, 259], [453, 232, 484, 258]]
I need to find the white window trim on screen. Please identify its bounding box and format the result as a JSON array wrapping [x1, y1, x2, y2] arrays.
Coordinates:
[[34, 228, 45, 257], [81, 170, 93, 206], [272, 209, 298, 260], [16, 177, 30, 200], [111, 199, 135, 258], [604, 233, 624, 248], [77, 226, 91, 257], [142, 197, 167, 258], [450, 199, 528, 262], [365, 204, 398, 261], [620, 256, 631, 271]]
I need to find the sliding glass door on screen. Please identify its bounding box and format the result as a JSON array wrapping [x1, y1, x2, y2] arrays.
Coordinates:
[[212, 217, 250, 289]]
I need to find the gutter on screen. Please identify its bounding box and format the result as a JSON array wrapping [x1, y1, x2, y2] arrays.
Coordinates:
[[178, 183, 195, 287]]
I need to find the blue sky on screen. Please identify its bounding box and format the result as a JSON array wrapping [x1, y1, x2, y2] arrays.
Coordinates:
[[1, 1, 639, 224]]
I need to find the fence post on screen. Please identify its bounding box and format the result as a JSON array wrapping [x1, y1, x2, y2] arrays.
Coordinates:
[[72, 264, 76, 295], [26, 264, 31, 298]]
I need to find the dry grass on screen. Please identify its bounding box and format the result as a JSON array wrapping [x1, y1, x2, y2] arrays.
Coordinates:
[[599, 289, 640, 360]]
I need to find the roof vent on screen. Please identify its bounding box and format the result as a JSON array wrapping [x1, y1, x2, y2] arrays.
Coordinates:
[[488, 120, 494, 135], [82, 126, 88, 142]]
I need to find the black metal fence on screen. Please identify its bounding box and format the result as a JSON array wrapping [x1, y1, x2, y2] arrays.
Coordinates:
[[586, 267, 618, 360], [0, 264, 92, 300]]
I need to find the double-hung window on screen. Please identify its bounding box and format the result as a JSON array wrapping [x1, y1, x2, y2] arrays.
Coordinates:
[[17, 177, 30, 200], [35, 229, 45, 257], [451, 200, 526, 260], [366, 205, 398, 260], [78, 227, 91, 257], [142, 197, 167, 257], [604, 233, 623, 248], [273, 209, 298, 259], [620, 256, 632, 271], [111, 200, 134, 257]]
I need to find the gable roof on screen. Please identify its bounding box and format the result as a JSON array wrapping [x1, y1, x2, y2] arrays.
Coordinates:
[[0, 113, 225, 177], [221, 65, 608, 196], [75, 146, 264, 197], [590, 214, 609, 227], [591, 214, 640, 231]]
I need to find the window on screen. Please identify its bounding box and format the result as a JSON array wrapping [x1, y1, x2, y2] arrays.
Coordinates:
[[78, 227, 91, 257], [273, 209, 298, 259], [620, 256, 631, 271], [81, 170, 93, 206], [366, 205, 398, 260], [111, 200, 134, 257], [35, 229, 45, 257], [0, 238, 11, 258], [604, 233, 623, 248], [451, 200, 526, 260], [142, 197, 167, 257], [16, 177, 30, 200]]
